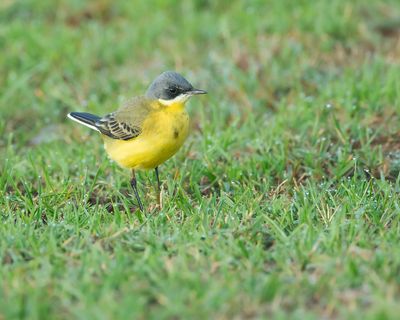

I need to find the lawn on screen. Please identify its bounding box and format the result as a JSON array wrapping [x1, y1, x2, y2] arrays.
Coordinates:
[[1, 0, 400, 319]]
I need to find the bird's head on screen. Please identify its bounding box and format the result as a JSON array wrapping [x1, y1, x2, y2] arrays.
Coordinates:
[[146, 71, 206, 106]]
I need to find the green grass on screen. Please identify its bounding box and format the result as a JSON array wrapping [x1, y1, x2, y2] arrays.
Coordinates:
[[1, 0, 400, 319]]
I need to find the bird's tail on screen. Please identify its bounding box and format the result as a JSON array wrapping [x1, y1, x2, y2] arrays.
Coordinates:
[[68, 112, 101, 132]]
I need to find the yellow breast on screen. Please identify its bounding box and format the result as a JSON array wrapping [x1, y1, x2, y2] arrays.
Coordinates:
[[103, 101, 189, 170]]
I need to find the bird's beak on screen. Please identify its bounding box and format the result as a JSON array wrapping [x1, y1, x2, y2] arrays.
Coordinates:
[[188, 89, 207, 95]]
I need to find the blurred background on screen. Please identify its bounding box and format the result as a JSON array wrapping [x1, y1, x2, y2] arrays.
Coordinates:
[[1, 0, 400, 318], [1, 0, 399, 147]]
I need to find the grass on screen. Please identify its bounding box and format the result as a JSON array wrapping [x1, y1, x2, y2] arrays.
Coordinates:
[[1, 0, 400, 319]]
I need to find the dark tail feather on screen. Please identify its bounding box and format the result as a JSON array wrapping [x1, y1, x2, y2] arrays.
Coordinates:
[[68, 112, 101, 131]]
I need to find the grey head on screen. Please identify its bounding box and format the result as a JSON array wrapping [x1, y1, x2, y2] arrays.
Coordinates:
[[145, 71, 206, 102]]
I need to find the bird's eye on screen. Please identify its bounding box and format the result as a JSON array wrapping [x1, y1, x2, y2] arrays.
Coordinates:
[[168, 87, 178, 94]]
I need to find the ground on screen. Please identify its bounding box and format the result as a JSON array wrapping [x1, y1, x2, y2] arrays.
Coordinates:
[[1, 0, 400, 319]]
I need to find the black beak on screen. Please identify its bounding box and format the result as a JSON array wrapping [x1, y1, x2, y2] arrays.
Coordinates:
[[188, 89, 207, 95]]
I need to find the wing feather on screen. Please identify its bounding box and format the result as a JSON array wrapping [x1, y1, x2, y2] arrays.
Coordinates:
[[94, 96, 153, 141]]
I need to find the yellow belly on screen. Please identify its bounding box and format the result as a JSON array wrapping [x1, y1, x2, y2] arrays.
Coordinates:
[[103, 107, 189, 170]]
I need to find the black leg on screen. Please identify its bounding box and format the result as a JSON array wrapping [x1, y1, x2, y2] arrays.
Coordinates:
[[155, 167, 161, 193], [130, 169, 144, 212], [155, 167, 162, 207]]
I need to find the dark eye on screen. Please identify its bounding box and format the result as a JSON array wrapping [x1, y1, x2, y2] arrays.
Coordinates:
[[168, 87, 178, 94]]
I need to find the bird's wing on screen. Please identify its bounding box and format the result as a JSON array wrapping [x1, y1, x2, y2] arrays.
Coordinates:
[[95, 96, 153, 141]]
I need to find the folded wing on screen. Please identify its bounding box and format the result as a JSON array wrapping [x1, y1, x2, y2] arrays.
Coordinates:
[[68, 96, 153, 141]]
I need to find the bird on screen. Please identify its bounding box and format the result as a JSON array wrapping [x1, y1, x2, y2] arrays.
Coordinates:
[[68, 71, 206, 211]]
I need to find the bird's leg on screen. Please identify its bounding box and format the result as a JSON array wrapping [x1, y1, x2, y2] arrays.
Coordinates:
[[155, 166, 162, 208], [155, 167, 161, 192], [130, 169, 144, 212]]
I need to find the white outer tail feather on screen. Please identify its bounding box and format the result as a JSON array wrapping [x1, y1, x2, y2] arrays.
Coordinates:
[[67, 113, 100, 132]]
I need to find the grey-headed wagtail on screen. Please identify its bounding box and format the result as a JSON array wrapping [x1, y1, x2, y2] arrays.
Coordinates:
[[68, 71, 206, 211]]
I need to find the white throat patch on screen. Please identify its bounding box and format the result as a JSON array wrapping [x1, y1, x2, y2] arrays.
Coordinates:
[[158, 94, 191, 106]]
